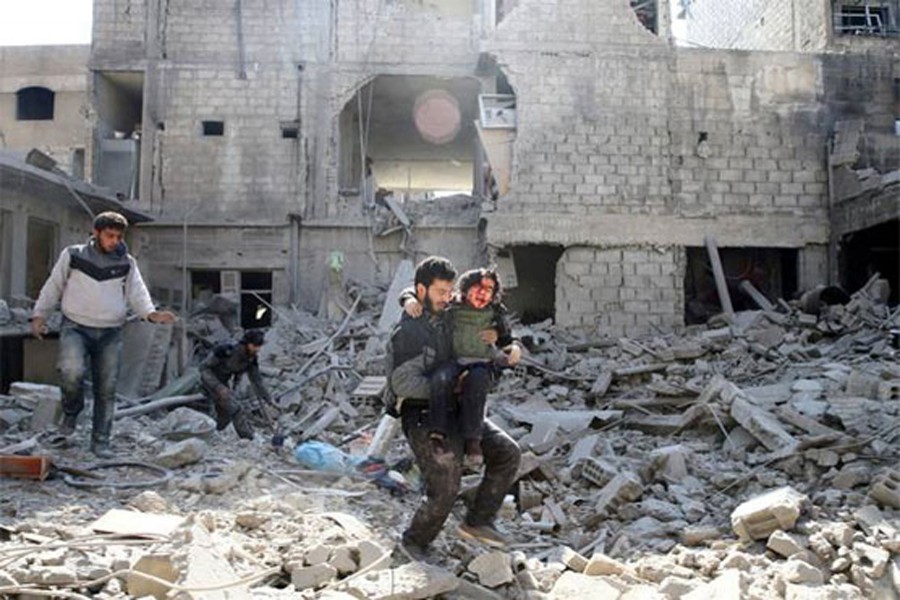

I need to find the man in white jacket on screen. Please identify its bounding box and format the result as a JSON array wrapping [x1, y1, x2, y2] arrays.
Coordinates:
[[31, 211, 176, 458]]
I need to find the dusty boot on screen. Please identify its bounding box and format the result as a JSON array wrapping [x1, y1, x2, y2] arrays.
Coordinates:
[[59, 414, 78, 436], [232, 410, 255, 440], [215, 409, 232, 431], [90, 440, 115, 459], [464, 438, 484, 468]]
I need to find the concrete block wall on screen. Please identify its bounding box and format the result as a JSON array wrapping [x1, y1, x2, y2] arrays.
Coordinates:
[[682, 0, 829, 52], [668, 51, 829, 219], [556, 245, 685, 336], [154, 65, 303, 220], [92, 0, 146, 62], [336, 0, 477, 66]]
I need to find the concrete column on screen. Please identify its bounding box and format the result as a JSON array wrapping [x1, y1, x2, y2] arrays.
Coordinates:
[[9, 212, 28, 297], [797, 244, 829, 293]]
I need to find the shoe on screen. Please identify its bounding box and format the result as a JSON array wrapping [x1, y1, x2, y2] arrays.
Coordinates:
[[59, 414, 78, 436], [457, 522, 509, 548], [90, 443, 115, 460], [232, 411, 255, 440], [398, 533, 431, 562]]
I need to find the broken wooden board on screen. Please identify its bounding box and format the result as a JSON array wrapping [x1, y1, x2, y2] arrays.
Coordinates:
[[0, 455, 51, 480], [90, 509, 185, 538]]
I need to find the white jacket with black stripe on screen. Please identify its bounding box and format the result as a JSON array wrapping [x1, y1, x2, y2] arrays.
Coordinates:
[[32, 239, 156, 329]]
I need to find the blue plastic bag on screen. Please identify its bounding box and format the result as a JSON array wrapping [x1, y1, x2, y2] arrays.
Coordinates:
[[293, 440, 358, 473]]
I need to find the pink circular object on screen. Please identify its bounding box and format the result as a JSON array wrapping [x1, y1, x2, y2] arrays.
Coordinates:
[[413, 89, 461, 145]]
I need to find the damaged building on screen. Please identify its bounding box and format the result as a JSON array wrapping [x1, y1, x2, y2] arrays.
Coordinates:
[[81, 0, 898, 338]]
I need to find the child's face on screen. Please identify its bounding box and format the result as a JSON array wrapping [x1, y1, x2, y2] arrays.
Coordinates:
[[465, 277, 496, 309]]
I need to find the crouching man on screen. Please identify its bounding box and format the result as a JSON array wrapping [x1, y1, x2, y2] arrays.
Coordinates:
[[199, 329, 271, 439]]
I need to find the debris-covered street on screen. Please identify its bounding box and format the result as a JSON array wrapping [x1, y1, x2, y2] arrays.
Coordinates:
[[2, 270, 899, 599], [2, 0, 899, 598]]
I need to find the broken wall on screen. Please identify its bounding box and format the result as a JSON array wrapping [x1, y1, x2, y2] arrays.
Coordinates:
[[483, 0, 844, 334], [556, 246, 684, 334]]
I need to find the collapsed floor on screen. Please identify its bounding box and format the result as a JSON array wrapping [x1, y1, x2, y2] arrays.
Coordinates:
[[1, 276, 899, 600]]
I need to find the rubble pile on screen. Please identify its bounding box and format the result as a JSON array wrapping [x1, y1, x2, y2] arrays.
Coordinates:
[[1, 276, 899, 599]]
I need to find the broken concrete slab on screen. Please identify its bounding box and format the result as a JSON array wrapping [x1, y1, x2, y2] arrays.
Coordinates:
[[468, 552, 514, 588], [90, 509, 185, 538], [550, 571, 623, 599], [730, 396, 799, 452], [178, 524, 253, 599], [731, 487, 807, 541], [345, 562, 458, 599], [127, 554, 179, 600], [292, 563, 337, 590]]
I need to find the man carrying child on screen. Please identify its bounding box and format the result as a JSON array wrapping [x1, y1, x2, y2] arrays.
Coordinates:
[[388, 256, 522, 557]]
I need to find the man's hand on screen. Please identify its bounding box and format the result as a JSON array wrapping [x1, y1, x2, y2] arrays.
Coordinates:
[[479, 328, 499, 346], [147, 311, 177, 324], [503, 343, 522, 366], [30, 317, 48, 340], [403, 297, 423, 318]]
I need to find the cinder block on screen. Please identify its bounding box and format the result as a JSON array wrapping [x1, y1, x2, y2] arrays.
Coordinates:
[[870, 468, 900, 509], [731, 487, 807, 541]]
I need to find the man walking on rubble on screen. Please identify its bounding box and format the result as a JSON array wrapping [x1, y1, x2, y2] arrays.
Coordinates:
[[199, 329, 272, 440], [31, 211, 177, 458], [388, 256, 522, 557]]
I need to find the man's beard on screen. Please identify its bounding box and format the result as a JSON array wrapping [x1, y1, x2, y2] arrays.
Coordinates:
[[423, 296, 444, 314]]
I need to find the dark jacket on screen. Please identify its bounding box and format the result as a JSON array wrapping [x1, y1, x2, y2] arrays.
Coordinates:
[[199, 341, 271, 402], [388, 309, 453, 401]]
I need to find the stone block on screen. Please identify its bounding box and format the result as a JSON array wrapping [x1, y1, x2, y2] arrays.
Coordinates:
[[782, 559, 824, 585], [551, 546, 588, 572], [649, 445, 689, 482], [292, 564, 337, 591], [329, 545, 358, 576], [731, 487, 807, 541], [550, 572, 623, 599], [596, 472, 644, 514], [768, 530, 807, 558], [583, 552, 627, 576], [469, 552, 514, 588], [154, 438, 207, 469], [305, 544, 333, 566], [682, 569, 747, 600]]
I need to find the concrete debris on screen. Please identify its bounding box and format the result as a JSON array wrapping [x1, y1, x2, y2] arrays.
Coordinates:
[[731, 487, 807, 541], [345, 562, 458, 599], [1, 278, 898, 600], [155, 438, 208, 468], [468, 551, 514, 587]]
